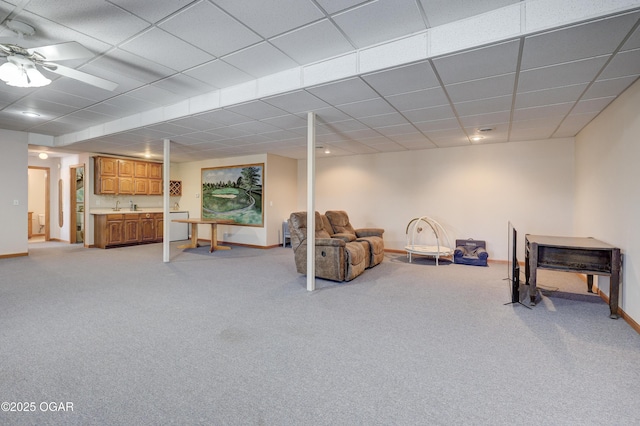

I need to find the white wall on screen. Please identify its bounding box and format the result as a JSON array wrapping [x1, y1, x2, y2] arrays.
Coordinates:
[[575, 78, 640, 322], [0, 130, 28, 256], [27, 168, 47, 234], [298, 138, 576, 261]]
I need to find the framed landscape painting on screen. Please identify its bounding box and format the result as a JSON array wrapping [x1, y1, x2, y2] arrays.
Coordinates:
[[201, 163, 264, 227]]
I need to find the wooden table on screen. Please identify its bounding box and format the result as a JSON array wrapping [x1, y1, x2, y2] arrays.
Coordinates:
[[525, 235, 622, 318], [171, 218, 234, 253]]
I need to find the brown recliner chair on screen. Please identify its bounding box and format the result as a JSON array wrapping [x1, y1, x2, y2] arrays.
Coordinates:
[[325, 210, 385, 268], [288, 211, 366, 282]]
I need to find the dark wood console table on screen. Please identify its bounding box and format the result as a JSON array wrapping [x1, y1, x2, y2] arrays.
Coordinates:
[[525, 235, 621, 319]]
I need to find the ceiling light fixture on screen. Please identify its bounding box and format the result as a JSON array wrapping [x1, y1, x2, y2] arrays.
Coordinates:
[[470, 135, 484, 142], [0, 56, 51, 88], [38, 152, 48, 159], [22, 111, 40, 117]]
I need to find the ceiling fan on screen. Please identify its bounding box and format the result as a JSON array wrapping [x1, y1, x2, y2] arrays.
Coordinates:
[[0, 20, 117, 91]]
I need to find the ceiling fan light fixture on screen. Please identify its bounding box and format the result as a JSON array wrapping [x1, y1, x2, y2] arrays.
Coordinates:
[[0, 57, 51, 88]]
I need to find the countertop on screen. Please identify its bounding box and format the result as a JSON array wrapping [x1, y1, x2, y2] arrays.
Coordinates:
[[90, 208, 188, 214]]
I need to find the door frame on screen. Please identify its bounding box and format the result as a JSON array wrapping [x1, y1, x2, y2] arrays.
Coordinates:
[[70, 163, 85, 244], [28, 166, 50, 241]]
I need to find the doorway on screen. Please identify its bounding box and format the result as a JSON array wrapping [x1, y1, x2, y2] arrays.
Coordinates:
[[27, 166, 50, 242], [70, 164, 85, 244]]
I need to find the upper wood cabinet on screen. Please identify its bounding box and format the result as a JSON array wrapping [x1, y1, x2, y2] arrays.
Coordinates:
[[134, 161, 148, 178], [94, 156, 164, 195], [118, 159, 134, 177], [148, 163, 162, 180]]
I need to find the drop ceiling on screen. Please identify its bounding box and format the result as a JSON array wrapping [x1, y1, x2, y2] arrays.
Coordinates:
[[2, 0, 640, 162]]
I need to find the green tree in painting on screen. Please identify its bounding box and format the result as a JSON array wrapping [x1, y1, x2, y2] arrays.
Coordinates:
[[240, 166, 260, 194]]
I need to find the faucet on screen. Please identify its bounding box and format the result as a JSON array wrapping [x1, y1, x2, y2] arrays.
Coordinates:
[[174, 202, 179, 210], [115, 200, 120, 211]]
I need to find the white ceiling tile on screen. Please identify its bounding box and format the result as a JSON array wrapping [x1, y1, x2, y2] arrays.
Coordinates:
[[337, 98, 396, 118], [521, 12, 640, 71], [362, 61, 440, 95], [159, 2, 262, 57], [515, 84, 588, 109], [152, 74, 217, 98], [513, 103, 574, 122], [196, 109, 253, 126], [262, 90, 329, 114], [419, 0, 519, 27], [357, 112, 409, 127], [332, 0, 426, 48], [108, 0, 194, 23], [584, 76, 639, 100], [446, 73, 516, 103], [433, 40, 520, 84], [120, 28, 214, 71], [185, 60, 253, 89], [271, 20, 353, 65], [214, 0, 325, 38], [261, 114, 309, 130], [222, 42, 299, 78], [315, 0, 369, 14], [517, 56, 609, 93], [31, 88, 97, 109], [621, 22, 640, 51], [598, 48, 640, 80], [386, 88, 449, 112], [403, 105, 457, 122], [509, 127, 556, 141], [459, 111, 511, 128], [454, 95, 512, 116], [414, 118, 460, 133], [572, 97, 616, 115], [321, 119, 368, 133], [307, 77, 379, 105], [225, 101, 287, 120], [23, 0, 150, 44], [127, 85, 187, 106]]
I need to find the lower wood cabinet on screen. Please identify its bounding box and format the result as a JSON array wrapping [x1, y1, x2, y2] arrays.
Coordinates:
[[94, 213, 163, 248]]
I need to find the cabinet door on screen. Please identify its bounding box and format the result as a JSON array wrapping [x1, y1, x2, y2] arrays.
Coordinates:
[[98, 176, 118, 195], [97, 157, 118, 176], [134, 161, 148, 178], [106, 220, 124, 245], [148, 179, 163, 195], [140, 215, 156, 242], [119, 177, 134, 195], [124, 216, 140, 243], [134, 179, 148, 194], [118, 159, 134, 177], [148, 163, 162, 179], [154, 215, 163, 241]]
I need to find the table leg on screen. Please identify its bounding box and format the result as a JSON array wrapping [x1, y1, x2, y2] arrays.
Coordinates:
[[587, 275, 594, 293], [209, 223, 231, 252], [529, 242, 538, 306], [609, 249, 621, 319], [177, 223, 200, 249]]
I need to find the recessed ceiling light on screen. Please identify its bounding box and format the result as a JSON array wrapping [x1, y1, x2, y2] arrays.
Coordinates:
[[470, 135, 484, 142], [38, 152, 48, 159], [22, 111, 40, 117]]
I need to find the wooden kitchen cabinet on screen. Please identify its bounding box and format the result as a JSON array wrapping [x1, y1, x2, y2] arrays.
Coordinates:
[[94, 156, 164, 195], [123, 214, 140, 244], [94, 213, 163, 248]]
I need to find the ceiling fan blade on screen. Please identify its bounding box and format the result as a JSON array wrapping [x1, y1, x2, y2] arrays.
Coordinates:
[[28, 41, 93, 61], [42, 63, 118, 91]]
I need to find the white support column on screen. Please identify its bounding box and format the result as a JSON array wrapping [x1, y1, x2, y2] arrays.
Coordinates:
[[306, 112, 316, 291], [163, 138, 170, 263]]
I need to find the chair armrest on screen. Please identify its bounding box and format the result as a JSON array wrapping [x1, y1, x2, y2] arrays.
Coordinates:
[[315, 237, 346, 247], [355, 228, 384, 238], [331, 233, 356, 242]]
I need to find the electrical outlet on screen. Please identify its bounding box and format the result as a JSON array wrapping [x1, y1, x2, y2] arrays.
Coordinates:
[[196, 193, 200, 198], [13, 200, 19, 205]]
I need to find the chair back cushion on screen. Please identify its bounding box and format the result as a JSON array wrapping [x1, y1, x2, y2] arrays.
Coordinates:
[[325, 210, 356, 235]]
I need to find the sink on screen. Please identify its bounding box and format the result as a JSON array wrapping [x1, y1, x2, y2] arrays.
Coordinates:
[[112, 208, 121, 211]]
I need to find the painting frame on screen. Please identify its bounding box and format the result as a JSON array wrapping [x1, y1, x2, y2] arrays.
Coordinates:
[[201, 163, 264, 227]]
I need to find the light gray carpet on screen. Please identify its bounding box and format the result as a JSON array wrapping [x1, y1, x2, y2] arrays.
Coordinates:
[[1, 242, 639, 425]]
